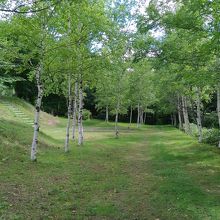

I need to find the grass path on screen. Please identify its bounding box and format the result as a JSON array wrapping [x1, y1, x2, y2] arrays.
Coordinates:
[[1, 119, 220, 219]]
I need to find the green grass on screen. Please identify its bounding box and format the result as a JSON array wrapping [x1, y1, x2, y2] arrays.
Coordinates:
[[1, 98, 220, 219]]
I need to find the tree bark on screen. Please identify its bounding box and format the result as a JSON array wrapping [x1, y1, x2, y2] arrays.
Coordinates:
[[105, 106, 109, 123], [31, 65, 43, 161], [64, 73, 72, 152], [129, 105, 132, 128], [65, 8, 72, 151], [173, 113, 177, 127], [217, 83, 220, 147], [78, 79, 84, 145], [144, 112, 147, 124], [31, 10, 46, 161], [196, 87, 203, 143], [177, 95, 183, 130], [171, 114, 174, 126], [137, 103, 140, 128], [182, 96, 191, 135], [140, 107, 144, 124], [115, 100, 119, 138], [72, 81, 78, 140]]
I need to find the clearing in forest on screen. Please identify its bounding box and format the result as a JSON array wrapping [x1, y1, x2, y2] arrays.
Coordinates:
[[1, 110, 220, 219]]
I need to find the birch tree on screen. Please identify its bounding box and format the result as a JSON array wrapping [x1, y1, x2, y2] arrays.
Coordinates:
[[9, 2, 60, 161], [56, 0, 114, 146]]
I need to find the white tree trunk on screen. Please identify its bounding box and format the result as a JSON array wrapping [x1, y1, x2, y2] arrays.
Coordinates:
[[140, 107, 144, 124], [196, 87, 203, 143], [31, 65, 43, 161], [78, 79, 84, 145], [217, 83, 220, 147], [105, 106, 109, 123], [173, 113, 177, 127], [64, 9, 73, 151], [64, 73, 72, 152], [182, 96, 191, 135], [144, 112, 147, 124], [72, 81, 78, 140], [177, 95, 183, 130], [115, 99, 119, 138], [115, 112, 119, 138], [137, 103, 140, 128], [129, 105, 132, 128], [171, 114, 174, 126]]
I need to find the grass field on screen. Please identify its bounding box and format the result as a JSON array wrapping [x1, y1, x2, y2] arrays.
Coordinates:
[[1, 97, 220, 219]]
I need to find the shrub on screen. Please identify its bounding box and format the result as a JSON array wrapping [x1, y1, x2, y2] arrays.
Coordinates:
[[203, 112, 219, 128], [202, 128, 220, 146], [83, 109, 92, 120], [189, 123, 198, 137], [186, 123, 219, 146]]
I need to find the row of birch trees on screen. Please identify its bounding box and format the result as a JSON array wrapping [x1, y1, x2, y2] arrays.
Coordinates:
[[135, 0, 220, 146], [1, 0, 156, 161]]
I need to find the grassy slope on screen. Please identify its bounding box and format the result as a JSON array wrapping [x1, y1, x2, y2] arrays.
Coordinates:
[[1, 98, 220, 219]]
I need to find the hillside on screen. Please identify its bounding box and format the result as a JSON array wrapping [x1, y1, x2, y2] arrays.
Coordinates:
[[0, 96, 61, 127]]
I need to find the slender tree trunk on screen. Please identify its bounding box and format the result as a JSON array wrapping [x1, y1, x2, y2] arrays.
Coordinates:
[[140, 107, 144, 124], [31, 65, 43, 161], [105, 106, 109, 123], [129, 105, 132, 128], [31, 12, 46, 161], [182, 96, 191, 135], [115, 112, 119, 138], [137, 103, 140, 128], [64, 9, 72, 151], [173, 113, 177, 127], [78, 79, 84, 145], [177, 95, 183, 130], [217, 83, 220, 147], [144, 112, 147, 124], [115, 100, 119, 138], [64, 73, 72, 152], [171, 114, 174, 126], [196, 87, 203, 143], [72, 81, 78, 140], [115, 111, 119, 138]]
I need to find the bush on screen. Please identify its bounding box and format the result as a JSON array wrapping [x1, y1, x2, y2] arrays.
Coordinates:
[[203, 128, 220, 146], [203, 112, 219, 128], [189, 123, 198, 137], [186, 123, 219, 146], [65, 109, 92, 120], [83, 109, 92, 120]]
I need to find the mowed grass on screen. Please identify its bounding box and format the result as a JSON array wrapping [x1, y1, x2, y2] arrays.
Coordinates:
[[1, 99, 220, 219]]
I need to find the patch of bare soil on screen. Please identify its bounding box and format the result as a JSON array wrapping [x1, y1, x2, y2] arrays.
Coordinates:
[[47, 119, 59, 126]]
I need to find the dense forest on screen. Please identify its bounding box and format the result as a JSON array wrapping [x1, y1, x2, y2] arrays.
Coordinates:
[[1, 0, 220, 219]]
